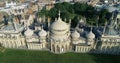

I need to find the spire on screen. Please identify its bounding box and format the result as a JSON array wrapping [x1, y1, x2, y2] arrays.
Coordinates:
[[90, 26, 92, 32], [103, 21, 107, 34], [55, 18, 57, 21], [41, 25, 43, 30], [104, 20, 118, 36], [111, 12, 114, 20], [69, 19, 71, 26], [48, 17, 51, 30], [64, 18, 66, 22], [83, 16, 86, 23], [47, 17, 50, 38], [96, 16, 99, 28], [13, 18, 17, 31], [58, 10, 60, 18], [58, 10, 61, 20]]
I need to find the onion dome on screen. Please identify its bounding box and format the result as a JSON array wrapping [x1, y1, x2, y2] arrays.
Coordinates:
[[39, 28, 47, 37], [50, 11, 69, 35], [86, 30, 95, 39], [24, 28, 33, 37], [51, 17, 68, 31], [71, 30, 80, 38]]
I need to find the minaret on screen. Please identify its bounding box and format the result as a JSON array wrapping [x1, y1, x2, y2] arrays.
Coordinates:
[[96, 16, 99, 28], [41, 24, 43, 30], [83, 16, 86, 25], [103, 13, 118, 36], [64, 18, 66, 23], [47, 17, 50, 38], [114, 13, 118, 29], [55, 18, 57, 21], [103, 21, 107, 35], [43, 15, 46, 25], [13, 20, 17, 31], [5, 1, 8, 7], [58, 10, 61, 19], [12, 16, 17, 31], [69, 19, 71, 27]]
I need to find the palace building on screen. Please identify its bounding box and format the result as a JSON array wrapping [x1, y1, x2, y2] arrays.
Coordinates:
[[0, 8, 120, 54]]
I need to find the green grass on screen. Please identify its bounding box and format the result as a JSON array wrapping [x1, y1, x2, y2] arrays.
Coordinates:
[[0, 49, 120, 63]]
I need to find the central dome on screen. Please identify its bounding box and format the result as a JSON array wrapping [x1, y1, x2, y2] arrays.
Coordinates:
[[51, 17, 68, 31], [50, 11, 70, 35]]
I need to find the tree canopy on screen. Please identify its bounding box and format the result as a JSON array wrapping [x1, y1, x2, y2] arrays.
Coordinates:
[[38, 2, 110, 27]]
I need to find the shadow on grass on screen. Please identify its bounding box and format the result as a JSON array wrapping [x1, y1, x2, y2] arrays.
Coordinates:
[[88, 53, 120, 63]]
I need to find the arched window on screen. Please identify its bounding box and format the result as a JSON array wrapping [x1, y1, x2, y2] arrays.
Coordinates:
[[57, 45, 60, 52], [62, 45, 64, 52], [52, 44, 55, 52]]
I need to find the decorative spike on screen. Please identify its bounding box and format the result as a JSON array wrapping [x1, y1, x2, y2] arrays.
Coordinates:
[[69, 19, 71, 24], [58, 10, 61, 18], [55, 18, 57, 21], [64, 18, 66, 22]]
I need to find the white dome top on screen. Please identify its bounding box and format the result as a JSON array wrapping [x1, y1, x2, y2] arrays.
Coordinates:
[[24, 28, 33, 37], [79, 19, 84, 23], [51, 17, 68, 31], [86, 30, 95, 39], [39, 29, 47, 37], [71, 30, 80, 38]]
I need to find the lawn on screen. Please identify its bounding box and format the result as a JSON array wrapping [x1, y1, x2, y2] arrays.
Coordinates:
[[0, 49, 120, 63]]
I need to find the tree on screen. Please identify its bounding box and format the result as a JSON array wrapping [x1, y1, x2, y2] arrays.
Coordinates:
[[38, 8, 48, 17], [98, 9, 110, 26], [39, 2, 110, 27], [48, 8, 58, 19]]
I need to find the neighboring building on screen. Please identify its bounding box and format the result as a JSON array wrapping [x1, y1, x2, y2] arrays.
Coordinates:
[[100, 0, 120, 4], [56, 0, 73, 2], [73, 0, 89, 3], [97, 14, 120, 54]]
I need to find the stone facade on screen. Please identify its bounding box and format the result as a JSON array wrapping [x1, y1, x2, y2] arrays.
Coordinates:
[[0, 2, 120, 54]]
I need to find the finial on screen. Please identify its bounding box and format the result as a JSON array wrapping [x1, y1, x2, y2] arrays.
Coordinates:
[[90, 24, 93, 32], [47, 17, 51, 22], [105, 21, 108, 26], [58, 10, 62, 21], [111, 12, 114, 19], [55, 18, 57, 21], [64, 18, 66, 22], [69, 19, 71, 24], [58, 10, 61, 18], [41, 25, 43, 30]]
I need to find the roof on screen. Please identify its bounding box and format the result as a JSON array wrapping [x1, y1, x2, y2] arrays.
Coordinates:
[[3, 24, 22, 31], [105, 6, 118, 12], [51, 17, 69, 31], [104, 25, 118, 36], [104, 19, 119, 36]]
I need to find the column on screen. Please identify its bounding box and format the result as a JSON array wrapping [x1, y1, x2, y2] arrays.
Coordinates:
[[55, 45, 57, 53], [60, 45, 62, 53]]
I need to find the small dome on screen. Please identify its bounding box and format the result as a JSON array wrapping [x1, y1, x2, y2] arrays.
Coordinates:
[[24, 28, 33, 37], [51, 17, 68, 30], [79, 19, 84, 23], [86, 30, 95, 39], [71, 30, 80, 38], [39, 29, 47, 37]]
